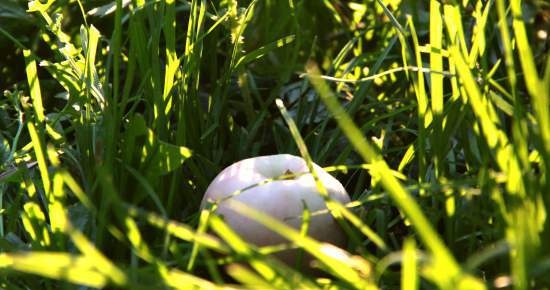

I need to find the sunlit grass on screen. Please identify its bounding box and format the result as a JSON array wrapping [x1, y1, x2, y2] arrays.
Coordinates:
[[0, 0, 549, 289]]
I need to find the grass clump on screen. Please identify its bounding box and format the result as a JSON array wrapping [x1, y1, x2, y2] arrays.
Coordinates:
[[0, 0, 549, 289]]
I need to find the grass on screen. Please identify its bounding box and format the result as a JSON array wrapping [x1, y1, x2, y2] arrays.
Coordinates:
[[0, 0, 549, 289]]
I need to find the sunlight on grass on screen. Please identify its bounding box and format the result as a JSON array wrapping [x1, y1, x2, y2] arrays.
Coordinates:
[[0, 0, 548, 289]]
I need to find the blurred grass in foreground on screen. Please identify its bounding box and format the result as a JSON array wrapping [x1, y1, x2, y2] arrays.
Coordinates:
[[0, 0, 549, 289]]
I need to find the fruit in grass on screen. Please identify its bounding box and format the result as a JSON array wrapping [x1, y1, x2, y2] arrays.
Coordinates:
[[200, 154, 350, 265]]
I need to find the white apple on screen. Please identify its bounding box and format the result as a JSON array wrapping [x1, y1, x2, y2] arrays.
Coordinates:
[[201, 154, 350, 265]]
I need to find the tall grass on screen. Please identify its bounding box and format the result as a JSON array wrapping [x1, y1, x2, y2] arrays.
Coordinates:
[[0, 0, 549, 289]]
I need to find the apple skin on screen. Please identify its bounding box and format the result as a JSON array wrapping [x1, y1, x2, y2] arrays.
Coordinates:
[[201, 154, 350, 265]]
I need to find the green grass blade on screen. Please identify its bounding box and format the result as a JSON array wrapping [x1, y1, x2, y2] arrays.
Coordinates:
[[468, 0, 492, 64], [126, 205, 229, 254], [429, 0, 444, 177], [208, 214, 301, 289], [276, 98, 388, 251], [304, 61, 485, 289], [407, 16, 430, 185], [23, 50, 45, 122], [234, 35, 295, 71], [226, 263, 275, 289], [26, 122, 50, 195], [165, 268, 247, 290], [402, 238, 418, 290], [443, 4, 469, 56], [511, 0, 550, 161], [0, 252, 109, 288], [21, 202, 51, 247], [67, 228, 128, 286], [224, 200, 375, 289]]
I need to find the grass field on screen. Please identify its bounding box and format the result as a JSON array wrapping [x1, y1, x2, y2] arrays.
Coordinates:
[[0, 0, 549, 289]]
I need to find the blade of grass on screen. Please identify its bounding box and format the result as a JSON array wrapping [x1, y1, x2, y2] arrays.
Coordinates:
[[443, 3, 469, 57], [468, 0, 492, 65], [407, 16, 430, 186], [510, 0, 550, 193], [449, 34, 542, 290], [234, 35, 296, 71], [164, 268, 245, 290], [226, 263, 275, 289], [225, 200, 375, 289], [26, 122, 50, 196], [429, 0, 444, 179], [208, 214, 304, 290], [67, 227, 128, 286], [304, 61, 485, 289], [0, 252, 109, 288], [21, 202, 51, 247], [276, 98, 388, 252], [402, 238, 418, 290], [161, 0, 180, 119], [23, 50, 45, 122], [125, 204, 229, 254]]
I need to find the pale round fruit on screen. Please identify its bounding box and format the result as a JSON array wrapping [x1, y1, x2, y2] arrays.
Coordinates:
[[201, 154, 350, 265]]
